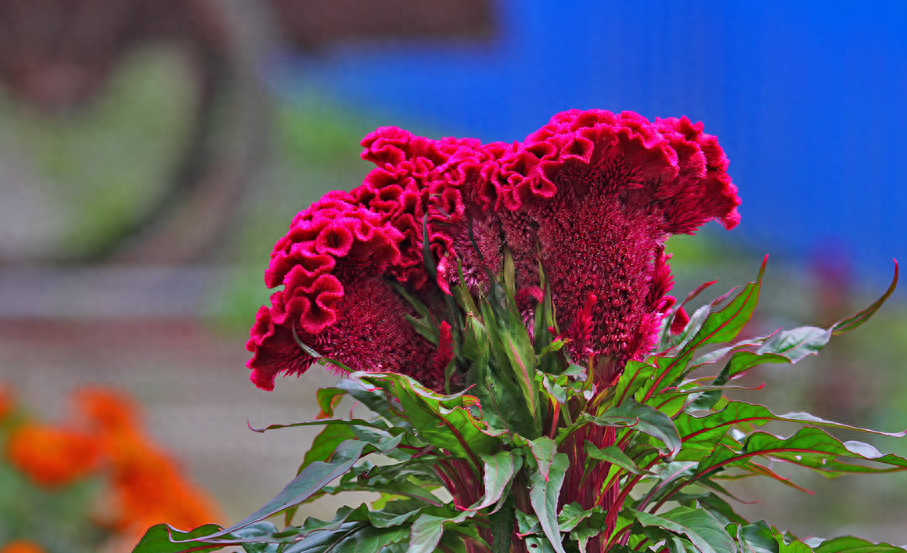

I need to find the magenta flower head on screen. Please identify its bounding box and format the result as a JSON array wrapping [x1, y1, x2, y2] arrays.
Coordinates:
[[479, 110, 740, 383], [246, 109, 740, 394], [246, 127, 493, 391]]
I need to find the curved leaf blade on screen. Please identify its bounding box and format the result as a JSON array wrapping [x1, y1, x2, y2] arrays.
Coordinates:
[[527, 449, 570, 553], [587, 398, 682, 459], [832, 261, 898, 335], [470, 451, 522, 511], [635, 506, 737, 553]]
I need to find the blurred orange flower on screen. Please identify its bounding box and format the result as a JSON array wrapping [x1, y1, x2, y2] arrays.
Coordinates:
[[0, 541, 45, 553], [5, 423, 100, 488], [71, 387, 220, 537], [105, 437, 217, 535], [0, 385, 220, 551], [73, 387, 139, 438]]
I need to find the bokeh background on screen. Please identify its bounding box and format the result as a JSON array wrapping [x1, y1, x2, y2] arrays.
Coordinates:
[[1, 0, 906, 546]]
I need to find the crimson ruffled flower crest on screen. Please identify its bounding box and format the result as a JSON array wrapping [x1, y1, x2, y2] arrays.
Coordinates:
[[247, 127, 495, 391], [246, 109, 740, 396], [478, 110, 740, 378]]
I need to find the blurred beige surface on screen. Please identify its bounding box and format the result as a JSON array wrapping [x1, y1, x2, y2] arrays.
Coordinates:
[[0, 307, 373, 526]]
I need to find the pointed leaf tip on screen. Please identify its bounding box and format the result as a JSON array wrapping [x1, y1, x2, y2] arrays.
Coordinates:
[[832, 259, 898, 336]]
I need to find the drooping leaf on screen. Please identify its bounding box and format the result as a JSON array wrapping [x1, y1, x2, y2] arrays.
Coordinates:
[[831, 261, 898, 335], [525, 439, 570, 553], [282, 521, 409, 553], [677, 401, 907, 461], [586, 397, 682, 459], [812, 536, 907, 553], [735, 521, 779, 553], [635, 506, 737, 553], [584, 443, 649, 475], [132, 524, 223, 553], [210, 438, 397, 538], [406, 511, 470, 553], [470, 451, 522, 511], [248, 418, 386, 435], [694, 426, 907, 480]]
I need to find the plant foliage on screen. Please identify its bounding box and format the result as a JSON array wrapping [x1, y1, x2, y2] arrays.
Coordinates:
[[134, 259, 905, 553]]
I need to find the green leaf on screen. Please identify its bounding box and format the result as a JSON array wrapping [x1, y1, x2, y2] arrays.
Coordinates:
[[523, 536, 560, 553], [470, 451, 522, 511], [533, 264, 560, 352], [689, 325, 836, 411], [586, 397, 682, 459], [671, 492, 748, 526], [291, 425, 343, 517], [556, 503, 606, 532], [677, 401, 907, 461], [132, 524, 223, 553], [562, 506, 609, 551], [585, 443, 649, 475], [355, 478, 445, 508], [635, 506, 737, 553], [735, 521, 779, 553], [468, 346, 543, 437], [249, 418, 386, 435], [525, 439, 570, 553], [367, 500, 432, 528], [666, 258, 766, 366], [283, 522, 410, 553], [336, 378, 413, 429], [489, 497, 516, 553], [831, 261, 898, 335], [496, 303, 543, 434], [695, 426, 907, 479], [316, 387, 348, 418], [355, 372, 502, 462], [612, 358, 660, 408], [211, 438, 396, 538], [812, 536, 907, 553], [407, 511, 470, 553], [660, 280, 719, 351]]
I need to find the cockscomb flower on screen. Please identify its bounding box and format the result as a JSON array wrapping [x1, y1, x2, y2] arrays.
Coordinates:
[[479, 110, 740, 379], [247, 110, 739, 395], [247, 127, 492, 391]]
